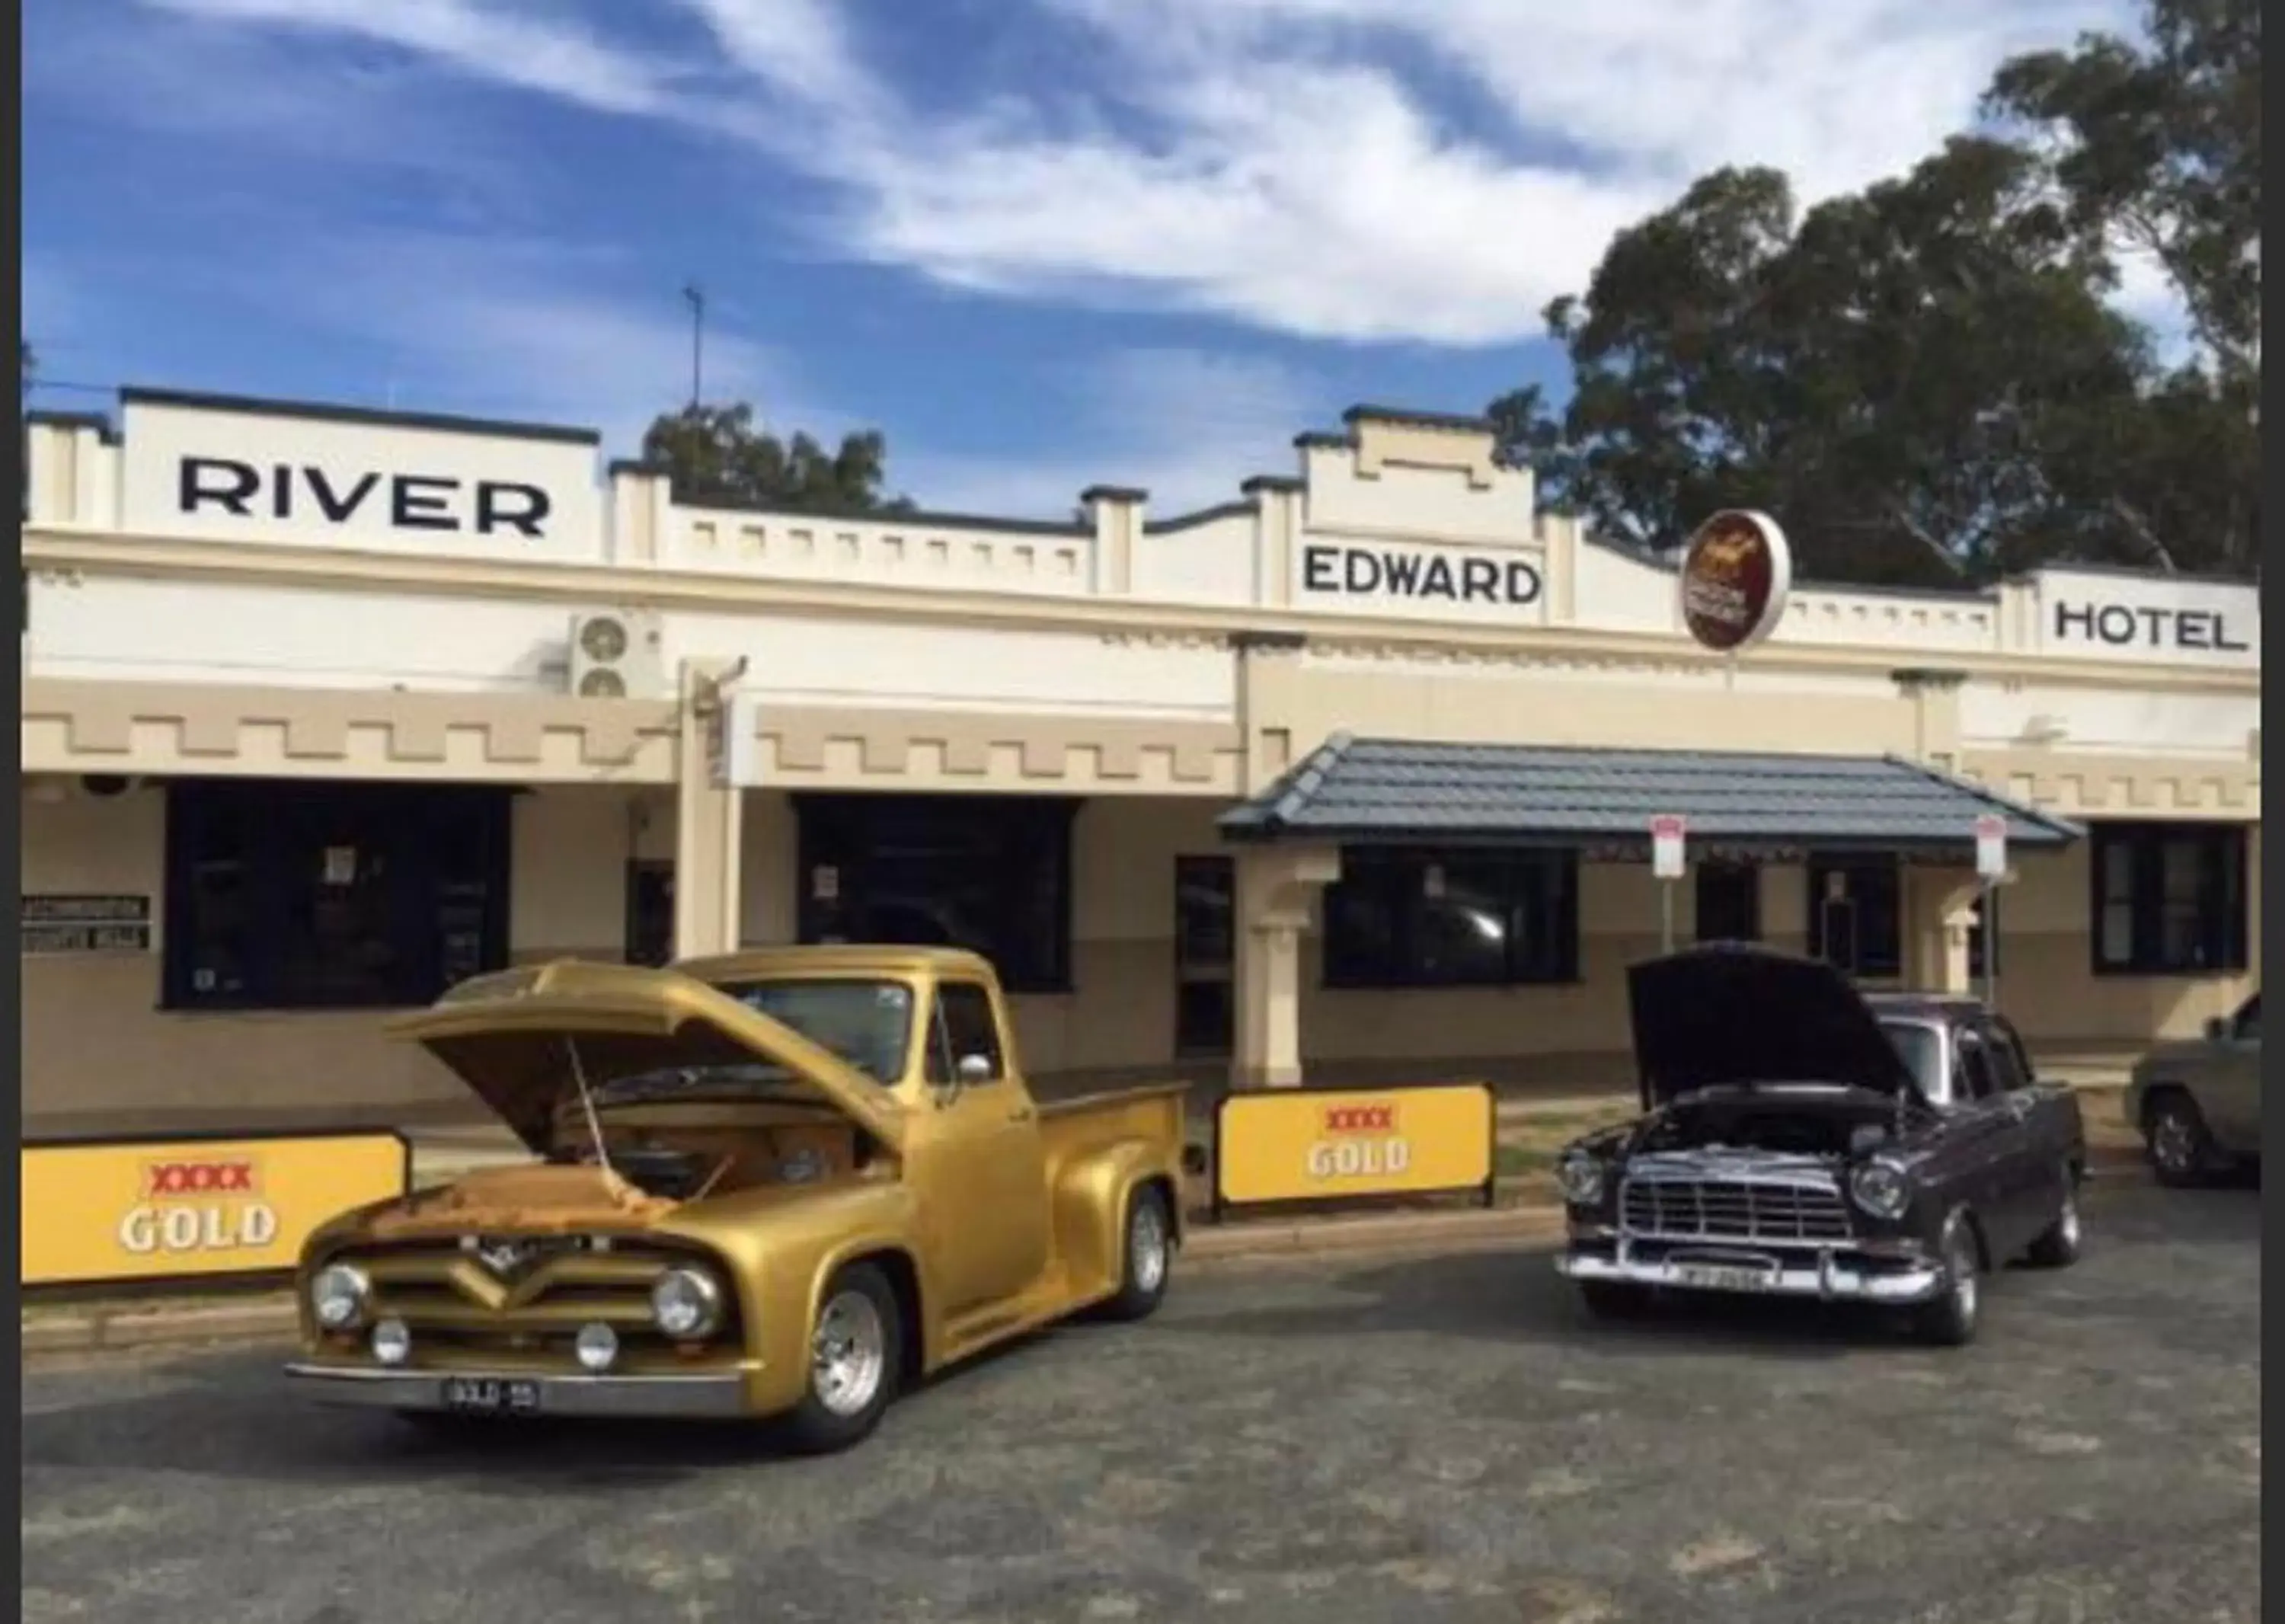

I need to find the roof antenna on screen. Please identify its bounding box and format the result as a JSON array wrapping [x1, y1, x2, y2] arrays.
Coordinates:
[[564, 1036, 614, 1175]]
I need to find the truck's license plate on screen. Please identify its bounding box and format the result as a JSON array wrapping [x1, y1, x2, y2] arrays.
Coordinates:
[[1673, 1264, 1776, 1293], [440, 1376, 543, 1415]]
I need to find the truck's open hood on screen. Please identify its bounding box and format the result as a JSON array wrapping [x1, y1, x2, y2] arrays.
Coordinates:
[[386, 961, 909, 1156], [1627, 944, 1920, 1109]]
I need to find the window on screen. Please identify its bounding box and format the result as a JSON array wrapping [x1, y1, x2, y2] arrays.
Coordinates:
[[1323, 847, 1577, 989], [2233, 996, 2261, 1043], [925, 981, 1005, 1084], [1954, 1028, 2000, 1101], [1805, 854, 1901, 979], [2090, 822, 2248, 976], [721, 978, 913, 1085], [1977, 1018, 2031, 1092], [1694, 860, 1760, 943], [1879, 1018, 1948, 1103], [794, 794, 1075, 994], [164, 779, 511, 1011]]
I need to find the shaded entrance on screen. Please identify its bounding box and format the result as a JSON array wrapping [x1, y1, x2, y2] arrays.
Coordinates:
[[1215, 734, 2084, 1089]]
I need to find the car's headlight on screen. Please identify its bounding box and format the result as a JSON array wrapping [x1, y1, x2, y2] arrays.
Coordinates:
[[650, 1265, 727, 1340], [1555, 1153, 1606, 1207], [310, 1261, 371, 1331], [1848, 1159, 1910, 1220]]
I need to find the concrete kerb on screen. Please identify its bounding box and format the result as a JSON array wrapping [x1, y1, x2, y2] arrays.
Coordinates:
[[28, 1146, 2152, 1359]]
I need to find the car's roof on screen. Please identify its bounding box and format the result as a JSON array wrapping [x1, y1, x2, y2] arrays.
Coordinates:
[[673, 944, 996, 982], [1862, 990, 1986, 1021]]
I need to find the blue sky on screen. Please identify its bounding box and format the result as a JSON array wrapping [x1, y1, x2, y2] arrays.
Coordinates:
[[23, 0, 2152, 519]]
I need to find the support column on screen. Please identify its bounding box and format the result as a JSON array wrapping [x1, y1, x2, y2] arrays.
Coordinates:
[[1231, 844, 1341, 1090], [1904, 866, 1984, 996], [673, 658, 749, 960]]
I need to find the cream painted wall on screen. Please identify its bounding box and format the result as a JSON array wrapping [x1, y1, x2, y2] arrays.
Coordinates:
[[29, 576, 576, 692], [1136, 513, 1256, 603], [1005, 796, 1226, 1078], [1569, 540, 1679, 634], [1961, 680, 2258, 756], [509, 787, 640, 957], [669, 612, 1237, 719], [1298, 442, 1537, 544]]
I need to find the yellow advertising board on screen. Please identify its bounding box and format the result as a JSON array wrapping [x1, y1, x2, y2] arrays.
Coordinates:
[[23, 1130, 410, 1288], [1213, 1083, 1495, 1211]]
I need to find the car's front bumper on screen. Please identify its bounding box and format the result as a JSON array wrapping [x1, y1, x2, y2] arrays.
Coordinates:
[[1555, 1242, 1946, 1306], [283, 1363, 752, 1419]]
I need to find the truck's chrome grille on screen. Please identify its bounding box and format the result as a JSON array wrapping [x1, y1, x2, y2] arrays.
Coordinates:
[[1620, 1177, 1854, 1245]]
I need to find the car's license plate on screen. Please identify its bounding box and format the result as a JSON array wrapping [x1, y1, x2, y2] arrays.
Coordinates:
[[439, 1376, 543, 1415], [1673, 1263, 1776, 1293]]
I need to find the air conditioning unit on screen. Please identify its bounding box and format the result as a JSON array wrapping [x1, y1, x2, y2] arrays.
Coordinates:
[[566, 609, 666, 699]]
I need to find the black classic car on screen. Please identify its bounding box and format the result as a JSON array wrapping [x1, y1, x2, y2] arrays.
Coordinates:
[[1553, 944, 2087, 1345]]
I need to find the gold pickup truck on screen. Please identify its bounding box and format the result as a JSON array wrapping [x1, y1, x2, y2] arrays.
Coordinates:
[[283, 946, 1188, 1452]]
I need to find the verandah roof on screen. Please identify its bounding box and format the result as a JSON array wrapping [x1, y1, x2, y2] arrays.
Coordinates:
[[1217, 734, 2083, 855]]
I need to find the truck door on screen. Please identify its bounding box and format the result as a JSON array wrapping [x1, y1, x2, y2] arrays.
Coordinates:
[[919, 980, 1052, 1312]]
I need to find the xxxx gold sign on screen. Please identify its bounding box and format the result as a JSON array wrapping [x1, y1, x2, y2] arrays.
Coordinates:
[[23, 1130, 409, 1287], [1214, 1084, 1495, 1210]]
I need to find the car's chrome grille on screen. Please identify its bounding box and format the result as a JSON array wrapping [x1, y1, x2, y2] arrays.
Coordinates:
[[1620, 1177, 1854, 1245]]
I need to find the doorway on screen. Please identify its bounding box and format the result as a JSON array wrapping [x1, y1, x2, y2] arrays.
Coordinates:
[[1174, 855, 1234, 1058], [625, 859, 674, 967]]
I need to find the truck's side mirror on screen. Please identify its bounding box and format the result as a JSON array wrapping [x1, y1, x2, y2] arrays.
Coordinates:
[[955, 1053, 995, 1084], [2204, 1016, 2229, 1043]]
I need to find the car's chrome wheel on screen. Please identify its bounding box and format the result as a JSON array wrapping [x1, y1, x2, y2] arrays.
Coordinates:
[[2027, 1175, 2083, 1268], [2146, 1095, 2216, 1188], [1911, 1214, 1983, 1347], [811, 1289, 890, 1418], [1101, 1184, 1176, 1322]]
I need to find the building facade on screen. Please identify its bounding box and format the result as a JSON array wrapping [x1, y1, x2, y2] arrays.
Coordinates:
[[20, 389, 2262, 1131]]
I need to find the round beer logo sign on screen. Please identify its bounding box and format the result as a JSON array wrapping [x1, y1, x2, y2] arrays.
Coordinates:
[[1678, 509, 1792, 653]]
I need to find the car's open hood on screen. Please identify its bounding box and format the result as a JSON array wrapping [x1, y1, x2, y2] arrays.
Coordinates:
[[1626, 944, 1920, 1109], [386, 960, 909, 1156]]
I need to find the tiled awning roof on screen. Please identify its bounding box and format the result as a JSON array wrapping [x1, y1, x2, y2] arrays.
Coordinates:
[[1218, 735, 2082, 853]]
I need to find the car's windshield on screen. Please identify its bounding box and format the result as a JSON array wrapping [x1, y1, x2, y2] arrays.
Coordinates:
[[586, 977, 916, 1106], [1879, 1018, 1949, 1105]]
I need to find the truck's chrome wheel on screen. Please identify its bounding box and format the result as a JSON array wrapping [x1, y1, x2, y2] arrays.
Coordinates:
[[811, 1290, 888, 1418], [1130, 1200, 1169, 1296]]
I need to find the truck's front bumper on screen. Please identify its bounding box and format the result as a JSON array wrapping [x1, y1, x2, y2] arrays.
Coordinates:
[[1555, 1242, 1946, 1306], [283, 1363, 751, 1419]]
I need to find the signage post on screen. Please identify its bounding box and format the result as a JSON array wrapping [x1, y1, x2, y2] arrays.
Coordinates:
[[1651, 814, 1688, 954], [1973, 814, 2008, 1006]]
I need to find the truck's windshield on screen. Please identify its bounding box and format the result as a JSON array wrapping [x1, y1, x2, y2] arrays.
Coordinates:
[[717, 977, 916, 1085]]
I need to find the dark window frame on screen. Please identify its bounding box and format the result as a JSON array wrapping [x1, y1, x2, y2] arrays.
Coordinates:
[[2088, 820, 2250, 978], [161, 778, 513, 1012], [792, 793, 1079, 995], [1693, 858, 1761, 944], [1321, 845, 1579, 990], [1804, 852, 1903, 980]]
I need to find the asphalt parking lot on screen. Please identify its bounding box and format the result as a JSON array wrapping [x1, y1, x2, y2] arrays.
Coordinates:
[[22, 1179, 2260, 1624]]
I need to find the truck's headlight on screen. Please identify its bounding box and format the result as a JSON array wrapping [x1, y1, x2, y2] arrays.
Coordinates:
[[650, 1265, 726, 1340], [1849, 1159, 1910, 1220], [1555, 1153, 1606, 1207], [310, 1262, 371, 1331]]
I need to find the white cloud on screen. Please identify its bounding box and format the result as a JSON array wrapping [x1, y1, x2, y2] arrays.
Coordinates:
[[899, 347, 1322, 518], [116, 0, 2165, 347]]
